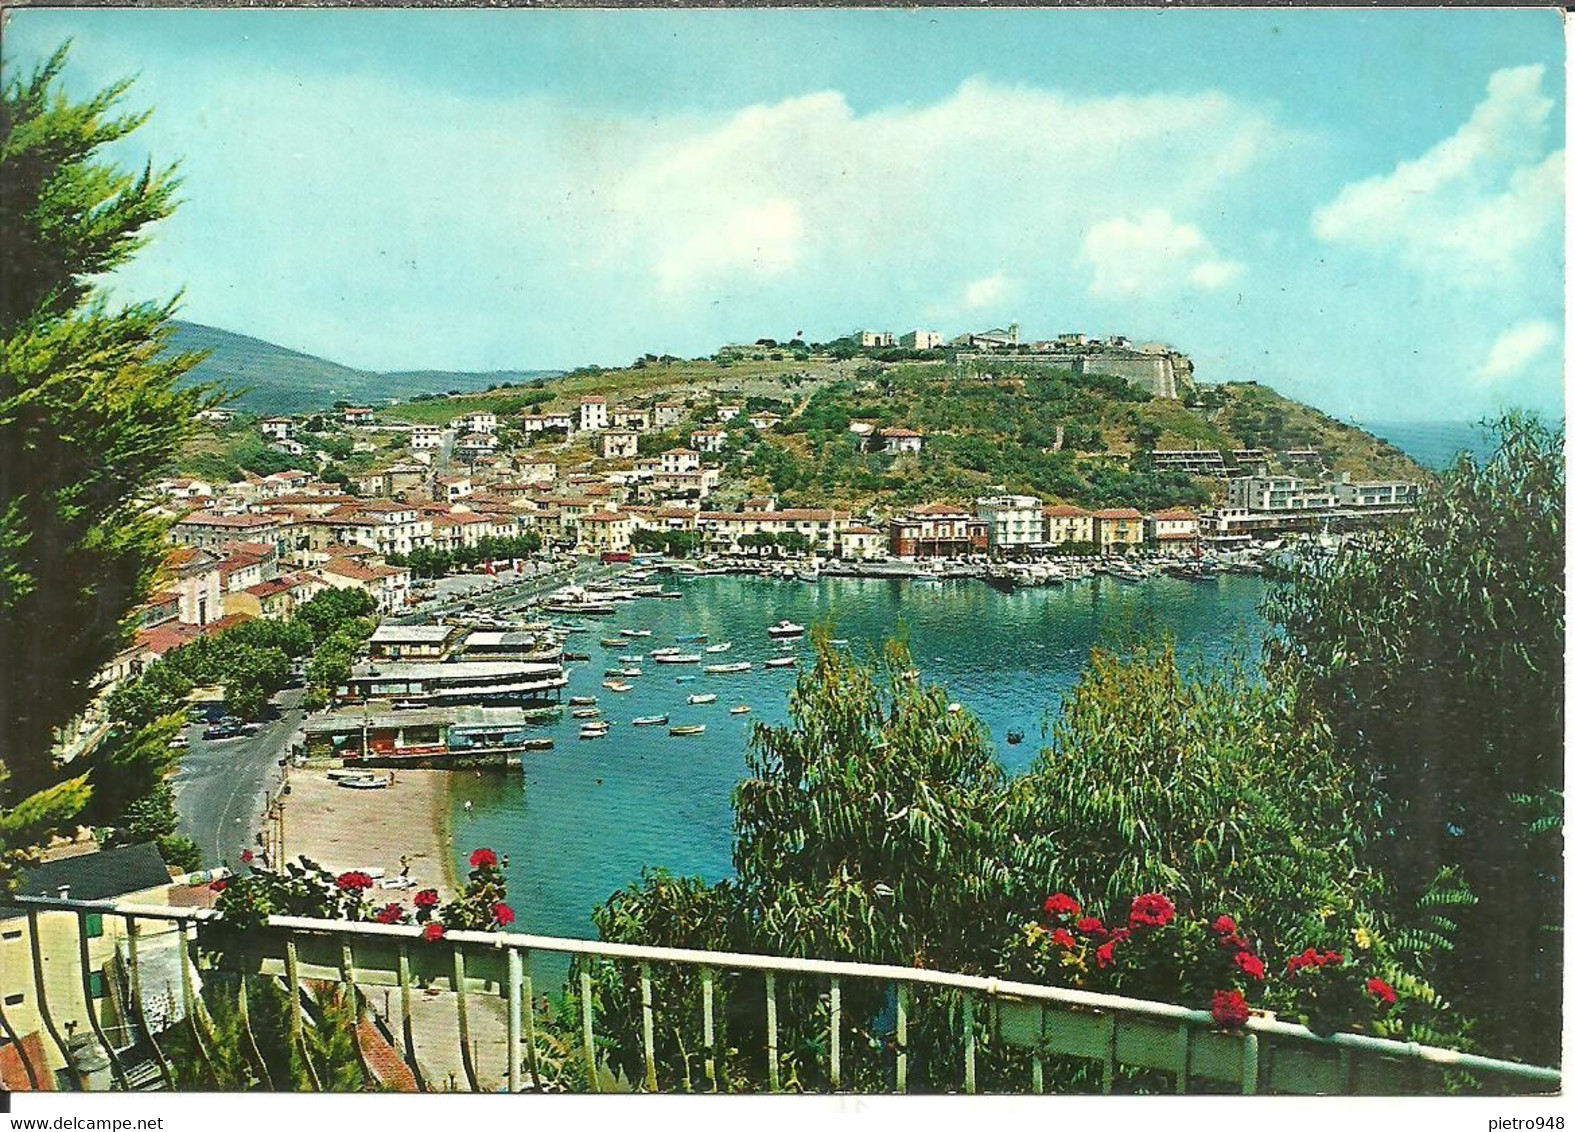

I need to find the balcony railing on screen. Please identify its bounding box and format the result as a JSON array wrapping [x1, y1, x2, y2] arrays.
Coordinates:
[[1, 894, 1560, 1095]]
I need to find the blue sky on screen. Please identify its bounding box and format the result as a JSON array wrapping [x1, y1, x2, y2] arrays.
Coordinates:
[[5, 8, 1565, 420]]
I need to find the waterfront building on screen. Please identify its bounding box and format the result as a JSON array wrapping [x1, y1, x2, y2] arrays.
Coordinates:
[[1331, 475, 1420, 508], [839, 525, 883, 560], [1041, 504, 1094, 547], [1227, 475, 1336, 512], [339, 659, 566, 706], [368, 623, 462, 661], [578, 510, 635, 555], [889, 504, 988, 558], [975, 495, 1044, 552], [579, 397, 609, 432], [1146, 508, 1201, 551], [1092, 508, 1145, 553], [302, 705, 552, 766], [696, 508, 853, 555]]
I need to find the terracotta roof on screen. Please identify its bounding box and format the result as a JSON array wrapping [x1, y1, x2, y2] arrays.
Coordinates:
[[1093, 508, 1143, 519], [1150, 508, 1199, 521], [1043, 505, 1092, 518], [217, 551, 265, 575], [321, 558, 404, 583], [845, 525, 880, 535], [177, 511, 278, 528], [700, 509, 846, 522], [581, 396, 606, 403], [910, 502, 967, 516], [244, 577, 298, 599], [880, 427, 922, 437], [581, 511, 627, 523]]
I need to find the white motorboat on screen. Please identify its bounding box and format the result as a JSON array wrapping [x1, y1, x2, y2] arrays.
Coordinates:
[[767, 620, 806, 640], [654, 653, 701, 664], [704, 642, 733, 653], [765, 657, 797, 669], [704, 662, 752, 675], [686, 693, 718, 705]]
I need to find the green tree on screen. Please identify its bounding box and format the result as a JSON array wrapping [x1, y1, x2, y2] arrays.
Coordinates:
[[1264, 413, 1564, 1063], [0, 46, 209, 885]]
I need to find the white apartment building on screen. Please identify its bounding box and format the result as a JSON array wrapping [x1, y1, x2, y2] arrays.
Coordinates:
[[976, 495, 1045, 551], [1226, 476, 1337, 512], [579, 397, 609, 432], [653, 403, 684, 429], [601, 429, 639, 459], [715, 405, 742, 422], [410, 425, 444, 450], [460, 412, 497, 434], [690, 429, 726, 453], [696, 508, 852, 554], [521, 412, 574, 433], [660, 448, 701, 474], [259, 417, 294, 440], [858, 331, 895, 348], [900, 330, 945, 350], [322, 502, 433, 557], [1331, 476, 1420, 508]]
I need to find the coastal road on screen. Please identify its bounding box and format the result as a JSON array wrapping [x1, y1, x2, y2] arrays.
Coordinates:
[[173, 685, 306, 869]]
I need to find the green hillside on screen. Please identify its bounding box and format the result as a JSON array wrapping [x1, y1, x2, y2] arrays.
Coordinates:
[[168, 321, 561, 415]]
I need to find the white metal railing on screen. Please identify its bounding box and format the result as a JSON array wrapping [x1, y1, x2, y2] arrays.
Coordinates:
[[3, 894, 1561, 1095]]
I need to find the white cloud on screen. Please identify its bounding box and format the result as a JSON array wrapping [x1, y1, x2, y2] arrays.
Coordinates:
[[1477, 320, 1559, 384], [962, 274, 1014, 310], [1078, 210, 1244, 300], [1312, 65, 1563, 286]]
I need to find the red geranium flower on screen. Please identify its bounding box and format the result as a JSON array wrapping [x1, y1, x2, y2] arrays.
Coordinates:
[[1075, 917, 1106, 937], [1218, 933, 1249, 953], [422, 922, 445, 943], [469, 848, 498, 869], [1211, 989, 1250, 1029], [1366, 977, 1397, 1006], [1323, 952, 1344, 967], [376, 904, 404, 925], [1211, 915, 1236, 936], [492, 903, 515, 927], [336, 871, 374, 893], [413, 888, 439, 908], [210, 879, 228, 893], [1128, 893, 1175, 929], [1233, 951, 1266, 981], [240, 849, 255, 865], [1042, 893, 1081, 918], [1050, 928, 1075, 950], [1095, 941, 1117, 969]]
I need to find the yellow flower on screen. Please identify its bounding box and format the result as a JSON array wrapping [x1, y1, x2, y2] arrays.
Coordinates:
[[1353, 926, 1373, 951]]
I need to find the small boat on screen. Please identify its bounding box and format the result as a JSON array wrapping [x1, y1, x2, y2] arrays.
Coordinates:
[[603, 680, 632, 692], [669, 724, 706, 737], [654, 653, 701, 664], [650, 646, 681, 657], [520, 738, 555, 751], [657, 591, 684, 599], [569, 696, 598, 706], [729, 706, 752, 715], [705, 642, 733, 653], [621, 628, 653, 638], [675, 675, 697, 684], [675, 633, 709, 643], [604, 668, 625, 677], [619, 654, 643, 663], [829, 638, 849, 646], [619, 667, 644, 677], [687, 693, 718, 705], [601, 638, 626, 647], [339, 774, 390, 790], [571, 708, 601, 719], [1006, 730, 1025, 745], [767, 620, 806, 640], [579, 727, 609, 740], [704, 662, 752, 674], [631, 714, 669, 727], [765, 657, 796, 669]]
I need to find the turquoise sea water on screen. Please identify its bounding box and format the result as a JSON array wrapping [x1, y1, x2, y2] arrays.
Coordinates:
[[448, 572, 1269, 952]]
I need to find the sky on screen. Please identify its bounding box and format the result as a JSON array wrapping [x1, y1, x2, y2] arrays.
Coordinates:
[[4, 8, 1566, 421]]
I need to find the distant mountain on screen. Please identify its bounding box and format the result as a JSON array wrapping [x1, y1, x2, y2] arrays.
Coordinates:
[[167, 321, 560, 415]]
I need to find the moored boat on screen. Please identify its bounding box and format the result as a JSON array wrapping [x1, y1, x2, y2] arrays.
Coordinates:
[[767, 620, 806, 640], [650, 646, 681, 657], [729, 706, 751, 715], [686, 693, 718, 705], [668, 724, 706, 737], [571, 708, 601, 719], [620, 628, 653, 638], [603, 680, 633, 692], [600, 638, 626, 647], [654, 653, 701, 664], [704, 642, 733, 653], [765, 657, 796, 669], [675, 633, 709, 643], [704, 662, 752, 674], [631, 714, 669, 727], [569, 696, 598, 706]]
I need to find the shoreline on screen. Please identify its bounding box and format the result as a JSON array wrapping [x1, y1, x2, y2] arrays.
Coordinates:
[[430, 768, 459, 894]]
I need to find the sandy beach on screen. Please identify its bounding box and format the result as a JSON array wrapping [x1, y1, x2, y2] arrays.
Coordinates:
[[281, 767, 459, 904]]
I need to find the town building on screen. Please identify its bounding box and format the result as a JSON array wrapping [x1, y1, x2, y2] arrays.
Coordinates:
[[612, 407, 650, 431], [601, 429, 639, 459], [410, 424, 444, 449], [259, 417, 294, 440], [715, 405, 742, 422], [171, 511, 283, 552], [576, 511, 635, 556], [579, 397, 609, 432], [1146, 508, 1200, 551], [857, 331, 895, 348], [368, 623, 463, 662], [696, 509, 852, 555], [226, 573, 322, 621], [318, 501, 432, 558], [899, 330, 945, 350], [460, 411, 497, 434], [313, 557, 411, 613], [1331, 475, 1420, 508], [652, 403, 684, 429], [840, 526, 883, 560], [660, 448, 701, 475], [748, 411, 783, 430], [1152, 449, 1228, 476], [343, 406, 375, 427], [888, 504, 988, 558], [690, 428, 726, 454], [456, 432, 498, 456], [194, 407, 237, 425], [1227, 476, 1337, 512], [1092, 508, 1146, 553], [975, 495, 1044, 552], [1041, 504, 1094, 547], [879, 428, 924, 454]]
